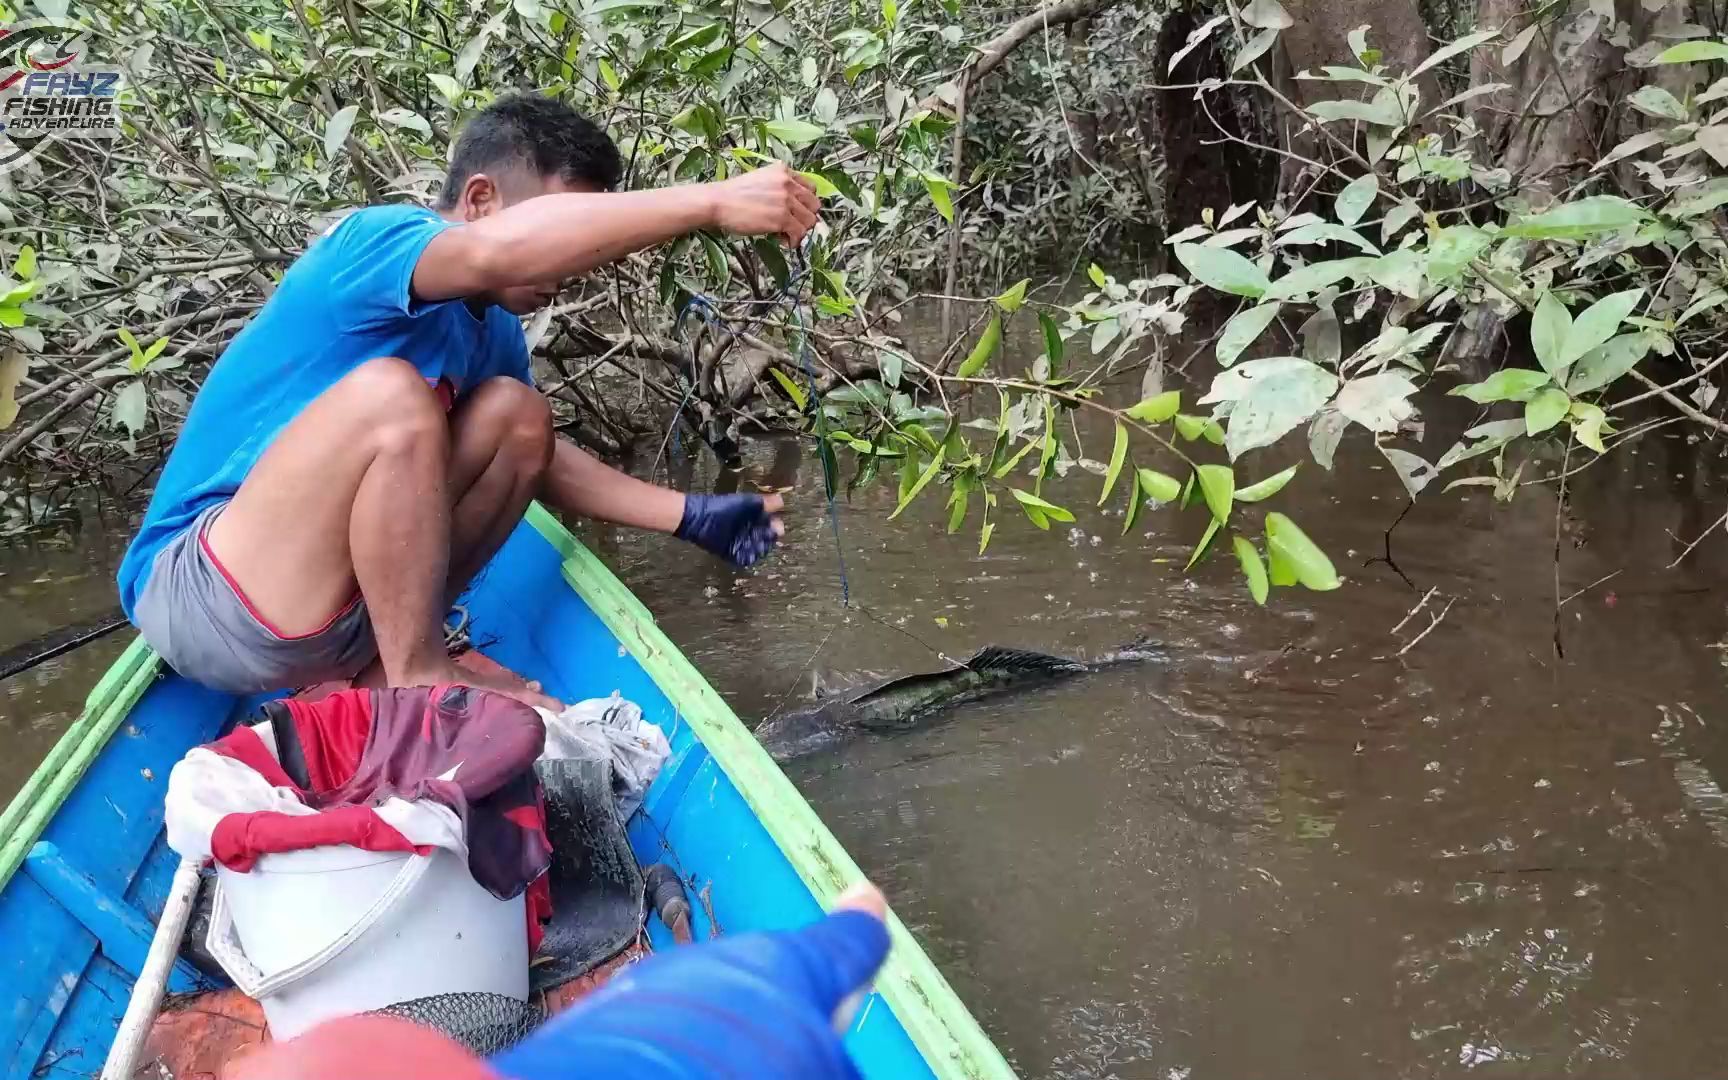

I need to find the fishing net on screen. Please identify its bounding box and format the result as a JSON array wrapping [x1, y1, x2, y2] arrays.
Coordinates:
[[372, 992, 544, 1055]]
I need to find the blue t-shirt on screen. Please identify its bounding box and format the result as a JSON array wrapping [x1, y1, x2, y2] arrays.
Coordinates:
[[116, 204, 533, 618]]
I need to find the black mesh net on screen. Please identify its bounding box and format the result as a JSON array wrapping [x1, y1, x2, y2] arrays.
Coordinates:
[[372, 992, 545, 1055]]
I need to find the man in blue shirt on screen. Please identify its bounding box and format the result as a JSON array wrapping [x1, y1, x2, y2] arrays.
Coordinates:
[[118, 94, 820, 705]]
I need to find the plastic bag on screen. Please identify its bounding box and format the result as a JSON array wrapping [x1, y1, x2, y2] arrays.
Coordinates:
[[535, 694, 669, 820]]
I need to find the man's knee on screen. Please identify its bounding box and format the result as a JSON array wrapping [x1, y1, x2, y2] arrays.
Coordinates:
[[347, 358, 446, 458], [464, 378, 554, 475]]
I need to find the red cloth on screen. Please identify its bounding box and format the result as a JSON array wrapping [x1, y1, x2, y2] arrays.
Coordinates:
[[205, 685, 554, 951]]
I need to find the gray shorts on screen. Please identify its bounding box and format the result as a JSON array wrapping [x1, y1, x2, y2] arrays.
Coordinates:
[[133, 502, 377, 694]]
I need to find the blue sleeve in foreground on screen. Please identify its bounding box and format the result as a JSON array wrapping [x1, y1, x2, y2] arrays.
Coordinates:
[[491, 910, 890, 1080]]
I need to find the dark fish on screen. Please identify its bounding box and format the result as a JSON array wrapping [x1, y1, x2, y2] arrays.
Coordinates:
[[754, 638, 1160, 761]]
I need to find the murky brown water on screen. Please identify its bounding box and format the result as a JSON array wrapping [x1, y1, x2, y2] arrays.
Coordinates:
[[8, 359, 1728, 1077]]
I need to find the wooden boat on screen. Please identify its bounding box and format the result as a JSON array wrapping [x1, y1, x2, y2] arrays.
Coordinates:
[[0, 505, 1013, 1079]]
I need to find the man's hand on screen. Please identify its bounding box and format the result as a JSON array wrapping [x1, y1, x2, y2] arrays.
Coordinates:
[[710, 163, 821, 246], [676, 492, 785, 567]]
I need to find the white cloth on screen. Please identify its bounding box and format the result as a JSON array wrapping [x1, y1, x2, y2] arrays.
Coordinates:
[[535, 694, 669, 820]]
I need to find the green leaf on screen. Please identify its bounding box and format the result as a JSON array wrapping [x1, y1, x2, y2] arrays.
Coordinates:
[[1196, 463, 1234, 524], [1137, 468, 1182, 503], [1274, 222, 1380, 255], [1173, 243, 1271, 299], [118, 328, 146, 372], [1187, 517, 1223, 570], [1236, 463, 1299, 502], [1231, 28, 1280, 73], [1011, 487, 1074, 524], [1335, 372, 1417, 432], [1233, 536, 1270, 604], [0, 349, 25, 429], [1174, 413, 1209, 441], [1334, 173, 1379, 227], [1425, 225, 1491, 283], [1627, 84, 1688, 122], [1267, 540, 1299, 586], [1087, 263, 1109, 289], [1241, 0, 1293, 29], [699, 233, 730, 281], [598, 58, 622, 92], [141, 337, 169, 367], [14, 246, 36, 281], [765, 118, 827, 147], [979, 519, 996, 553], [923, 175, 955, 222], [1216, 303, 1282, 367], [429, 73, 464, 104], [891, 447, 946, 519], [1039, 312, 1064, 377], [1307, 97, 1403, 125], [1409, 27, 1503, 79], [323, 104, 359, 160], [0, 307, 23, 329], [1265, 512, 1339, 590], [947, 476, 971, 533], [1525, 387, 1570, 435], [377, 108, 431, 136], [1503, 196, 1651, 240], [1567, 333, 1652, 394], [1530, 290, 1572, 379], [1367, 249, 1424, 300], [768, 367, 808, 410], [1381, 446, 1437, 498], [1099, 422, 1129, 505], [1654, 40, 1728, 64], [1561, 288, 1643, 371], [994, 278, 1030, 313], [1121, 469, 1144, 535], [110, 379, 148, 434], [955, 314, 1002, 378], [1202, 356, 1340, 459], [1449, 368, 1551, 403], [1126, 390, 1180, 423], [1262, 257, 1373, 301]]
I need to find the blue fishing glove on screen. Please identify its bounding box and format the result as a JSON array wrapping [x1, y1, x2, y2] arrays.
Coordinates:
[[491, 909, 891, 1080], [675, 493, 782, 567]]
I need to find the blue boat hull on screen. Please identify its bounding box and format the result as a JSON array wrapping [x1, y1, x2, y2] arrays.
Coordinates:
[[0, 508, 1010, 1079]]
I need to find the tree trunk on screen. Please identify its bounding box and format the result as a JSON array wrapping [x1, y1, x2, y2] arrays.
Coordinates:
[[1155, 8, 1279, 229]]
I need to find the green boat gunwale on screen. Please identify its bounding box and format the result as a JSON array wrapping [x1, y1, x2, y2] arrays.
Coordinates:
[[0, 504, 1013, 1080]]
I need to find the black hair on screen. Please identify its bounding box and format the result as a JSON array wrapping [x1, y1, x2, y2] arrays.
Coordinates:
[[437, 93, 622, 208]]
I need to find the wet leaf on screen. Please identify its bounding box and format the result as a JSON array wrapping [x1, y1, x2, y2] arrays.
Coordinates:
[[1503, 196, 1650, 239], [1265, 512, 1339, 590], [769, 368, 808, 411], [994, 278, 1030, 313], [1334, 173, 1379, 227], [1309, 409, 1348, 469], [1236, 462, 1299, 502], [323, 104, 359, 160], [890, 447, 945, 518], [1039, 312, 1064, 376], [955, 314, 1001, 378], [1233, 536, 1270, 604], [1216, 303, 1282, 367], [1568, 333, 1652, 394], [1126, 390, 1180, 424], [1187, 516, 1223, 570], [1099, 422, 1129, 505], [1121, 468, 1145, 535], [1173, 243, 1271, 299], [1196, 463, 1235, 524], [1525, 387, 1571, 435], [1011, 487, 1074, 525], [1530, 290, 1572, 378], [1654, 39, 1728, 63], [1562, 288, 1643, 370], [0, 349, 25, 430], [111, 380, 148, 435], [1231, 28, 1280, 74], [1137, 467, 1183, 504], [1380, 445, 1437, 497], [1449, 368, 1551, 403], [1201, 356, 1339, 459], [1335, 372, 1417, 432]]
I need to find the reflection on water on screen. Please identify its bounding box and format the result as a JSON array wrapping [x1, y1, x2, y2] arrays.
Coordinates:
[[10, 368, 1728, 1076]]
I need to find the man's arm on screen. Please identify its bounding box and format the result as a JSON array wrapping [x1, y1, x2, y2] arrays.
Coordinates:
[[414, 164, 819, 303], [541, 440, 785, 567]]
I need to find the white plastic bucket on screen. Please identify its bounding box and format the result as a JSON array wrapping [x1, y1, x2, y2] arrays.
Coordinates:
[[206, 845, 527, 1039]]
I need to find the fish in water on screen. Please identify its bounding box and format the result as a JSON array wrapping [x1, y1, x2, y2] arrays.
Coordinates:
[[753, 638, 1160, 761]]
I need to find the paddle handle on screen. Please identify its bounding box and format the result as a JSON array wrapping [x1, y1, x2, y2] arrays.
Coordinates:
[[101, 858, 203, 1080]]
